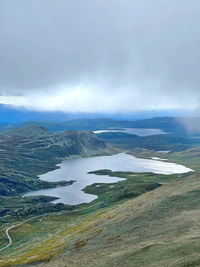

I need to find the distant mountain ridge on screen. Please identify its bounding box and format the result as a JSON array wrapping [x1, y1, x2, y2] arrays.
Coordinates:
[[1, 116, 199, 136], [0, 104, 187, 124]]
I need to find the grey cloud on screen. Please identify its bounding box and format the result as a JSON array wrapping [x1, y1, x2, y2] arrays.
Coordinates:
[[0, 0, 200, 107]]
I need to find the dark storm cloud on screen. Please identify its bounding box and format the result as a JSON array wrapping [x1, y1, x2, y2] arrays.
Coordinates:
[[0, 0, 200, 111]]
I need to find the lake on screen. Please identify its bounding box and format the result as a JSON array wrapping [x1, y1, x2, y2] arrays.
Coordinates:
[[93, 128, 167, 136], [24, 153, 192, 205]]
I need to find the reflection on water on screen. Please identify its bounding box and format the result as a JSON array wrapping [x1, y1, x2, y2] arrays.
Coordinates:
[[24, 153, 192, 205]]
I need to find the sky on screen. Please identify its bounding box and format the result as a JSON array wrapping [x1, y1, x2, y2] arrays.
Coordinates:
[[0, 0, 200, 113]]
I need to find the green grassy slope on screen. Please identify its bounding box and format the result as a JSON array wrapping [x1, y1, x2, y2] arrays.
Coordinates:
[[1, 122, 200, 266], [0, 148, 199, 266], [0, 126, 113, 217], [0, 126, 111, 197], [1, 171, 200, 266], [42, 173, 200, 267]]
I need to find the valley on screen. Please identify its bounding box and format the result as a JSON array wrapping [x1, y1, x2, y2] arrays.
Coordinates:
[[0, 117, 200, 266], [0, 126, 113, 218], [1, 1, 200, 266]]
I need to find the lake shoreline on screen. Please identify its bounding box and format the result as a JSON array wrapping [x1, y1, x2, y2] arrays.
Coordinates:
[[24, 153, 192, 205]]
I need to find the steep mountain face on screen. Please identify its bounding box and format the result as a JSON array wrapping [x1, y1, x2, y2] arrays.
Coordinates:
[[0, 126, 112, 197]]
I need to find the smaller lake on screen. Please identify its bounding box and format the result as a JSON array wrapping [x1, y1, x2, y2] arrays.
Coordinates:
[[93, 128, 167, 136], [24, 153, 192, 205]]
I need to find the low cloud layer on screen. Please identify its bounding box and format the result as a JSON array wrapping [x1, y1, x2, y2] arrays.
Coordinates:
[[1, 0, 200, 112]]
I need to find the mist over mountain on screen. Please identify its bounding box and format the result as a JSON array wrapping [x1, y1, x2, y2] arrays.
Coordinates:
[[1, 2, 200, 266], [0, 104, 191, 125]]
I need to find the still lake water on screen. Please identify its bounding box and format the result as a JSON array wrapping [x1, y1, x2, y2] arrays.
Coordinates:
[[24, 153, 192, 205], [93, 128, 166, 136]]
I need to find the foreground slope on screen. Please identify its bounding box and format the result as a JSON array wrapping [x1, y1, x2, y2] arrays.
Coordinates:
[[36, 173, 200, 267], [1, 170, 200, 266]]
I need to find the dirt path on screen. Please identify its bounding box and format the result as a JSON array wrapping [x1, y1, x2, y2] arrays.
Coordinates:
[[0, 215, 43, 253], [0, 201, 103, 253]]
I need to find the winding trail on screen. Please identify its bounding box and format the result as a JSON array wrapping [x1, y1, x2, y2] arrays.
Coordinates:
[[0, 215, 43, 253], [0, 201, 103, 253]]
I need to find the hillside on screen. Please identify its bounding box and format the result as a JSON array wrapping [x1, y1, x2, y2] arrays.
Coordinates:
[[0, 127, 111, 196], [0, 126, 113, 217], [1, 124, 200, 266], [35, 173, 200, 267], [0, 146, 198, 266], [0, 125, 52, 137], [0, 169, 200, 266]]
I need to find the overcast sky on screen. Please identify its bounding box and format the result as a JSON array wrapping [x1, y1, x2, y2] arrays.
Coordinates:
[[0, 0, 200, 113]]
